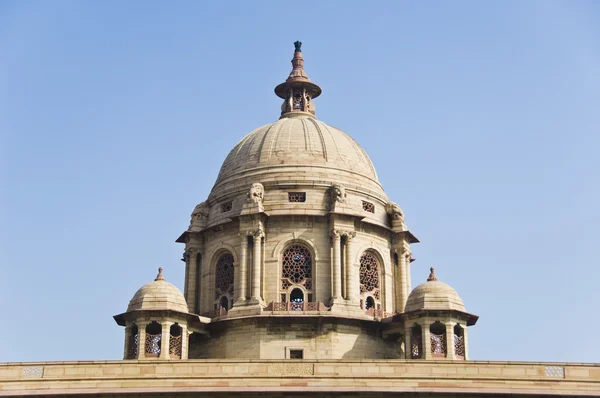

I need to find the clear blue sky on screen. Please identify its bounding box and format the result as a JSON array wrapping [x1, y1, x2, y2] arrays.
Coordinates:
[[1, 1, 599, 363]]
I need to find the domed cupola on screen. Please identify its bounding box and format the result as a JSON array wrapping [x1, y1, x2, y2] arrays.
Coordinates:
[[174, 42, 422, 361], [401, 268, 478, 361], [114, 268, 209, 361]]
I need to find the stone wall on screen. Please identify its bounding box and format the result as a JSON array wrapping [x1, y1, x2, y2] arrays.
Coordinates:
[[189, 316, 402, 360], [1, 359, 598, 397]]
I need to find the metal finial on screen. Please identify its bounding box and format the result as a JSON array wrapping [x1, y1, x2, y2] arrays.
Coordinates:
[[427, 267, 438, 281], [294, 41, 302, 52], [155, 267, 165, 281]]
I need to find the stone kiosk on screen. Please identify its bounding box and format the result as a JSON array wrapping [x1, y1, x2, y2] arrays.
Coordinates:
[[1, 43, 598, 397]]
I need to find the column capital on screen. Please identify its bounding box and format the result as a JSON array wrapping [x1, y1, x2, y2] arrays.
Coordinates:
[[330, 229, 342, 239], [251, 228, 264, 239]]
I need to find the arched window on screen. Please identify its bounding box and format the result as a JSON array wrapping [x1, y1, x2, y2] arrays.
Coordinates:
[[281, 244, 313, 303], [430, 321, 447, 358], [214, 252, 234, 310], [359, 251, 381, 311], [454, 324, 465, 359]]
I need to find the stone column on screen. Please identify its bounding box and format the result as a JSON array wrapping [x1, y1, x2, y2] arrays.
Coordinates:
[[422, 322, 432, 360], [445, 322, 456, 360], [403, 323, 412, 360], [160, 321, 172, 360], [331, 230, 342, 300], [137, 324, 147, 360], [345, 232, 357, 303], [180, 324, 189, 360], [396, 248, 407, 312], [185, 249, 197, 311], [251, 229, 263, 301], [235, 233, 248, 305], [405, 251, 412, 303], [462, 325, 469, 360], [123, 324, 131, 360]]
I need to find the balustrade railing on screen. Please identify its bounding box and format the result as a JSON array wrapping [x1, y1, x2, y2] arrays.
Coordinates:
[[201, 306, 229, 319], [365, 308, 394, 319], [264, 301, 329, 312]]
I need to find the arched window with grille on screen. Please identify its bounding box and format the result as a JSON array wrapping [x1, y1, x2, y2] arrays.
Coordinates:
[[214, 252, 234, 311], [145, 322, 162, 357], [280, 243, 313, 306], [454, 324, 465, 359], [359, 251, 381, 311], [430, 321, 447, 358], [410, 324, 422, 359]]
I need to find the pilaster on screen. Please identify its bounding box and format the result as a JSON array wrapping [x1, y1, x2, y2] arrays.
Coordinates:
[[463, 324, 469, 360], [180, 325, 189, 360], [345, 232, 357, 305], [422, 321, 432, 360], [137, 324, 147, 360], [403, 324, 412, 360], [250, 228, 264, 304], [234, 232, 248, 306], [122, 324, 131, 360], [160, 321, 172, 360], [445, 322, 456, 360], [331, 229, 342, 302]]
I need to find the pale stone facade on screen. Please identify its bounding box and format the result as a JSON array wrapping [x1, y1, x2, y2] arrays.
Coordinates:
[[2, 43, 597, 397], [167, 42, 473, 361]]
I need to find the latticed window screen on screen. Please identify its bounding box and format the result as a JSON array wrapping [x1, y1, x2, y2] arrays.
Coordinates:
[[288, 192, 306, 202], [221, 200, 233, 212], [362, 201, 375, 213], [454, 334, 465, 358], [411, 327, 422, 359], [215, 252, 234, 304], [126, 328, 138, 359], [431, 333, 447, 357], [145, 333, 161, 357], [169, 334, 182, 358], [359, 252, 380, 299], [281, 244, 312, 297]]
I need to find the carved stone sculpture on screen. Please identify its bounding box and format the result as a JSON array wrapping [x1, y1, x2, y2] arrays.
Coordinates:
[[247, 183, 264, 204], [330, 184, 347, 204], [386, 201, 404, 221], [189, 202, 210, 230]]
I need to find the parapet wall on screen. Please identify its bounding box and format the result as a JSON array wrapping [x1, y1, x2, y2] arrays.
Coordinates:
[[0, 359, 599, 396]]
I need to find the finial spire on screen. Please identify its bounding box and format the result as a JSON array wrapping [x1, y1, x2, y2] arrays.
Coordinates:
[[155, 267, 165, 281], [274, 41, 322, 118], [427, 267, 438, 281]]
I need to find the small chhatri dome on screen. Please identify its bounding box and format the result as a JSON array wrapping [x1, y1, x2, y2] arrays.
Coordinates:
[[405, 267, 466, 312], [127, 267, 189, 313]]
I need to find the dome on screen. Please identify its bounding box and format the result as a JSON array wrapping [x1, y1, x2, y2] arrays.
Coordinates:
[[405, 268, 466, 313], [127, 268, 189, 313], [211, 114, 385, 198]]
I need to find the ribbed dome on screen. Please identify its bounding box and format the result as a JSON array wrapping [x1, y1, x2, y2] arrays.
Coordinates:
[[127, 268, 189, 313], [212, 115, 382, 194], [405, 268, 466, 313]]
